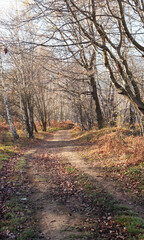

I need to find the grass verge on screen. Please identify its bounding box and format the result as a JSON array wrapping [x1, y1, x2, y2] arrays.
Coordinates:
[[0, 144, 40, 239], [63, 161, 144, 240]]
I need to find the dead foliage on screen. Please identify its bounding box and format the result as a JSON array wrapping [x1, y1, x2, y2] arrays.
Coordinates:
[[73, 127, 144, 201], [49, 120, 74, 129], [75, 127, 144, 167]]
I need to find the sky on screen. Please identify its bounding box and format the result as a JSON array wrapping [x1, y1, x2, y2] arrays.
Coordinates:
[[0, 0, 21, 18], [0, 0, 13, 11]]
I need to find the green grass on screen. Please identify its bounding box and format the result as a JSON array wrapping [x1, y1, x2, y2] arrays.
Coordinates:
[[0, 141, 39, 239], [1, 197, 27, 231], [15, 157, 26, 170], [48, 127, 65, 132], [0, 144, 19, 169], [116, 215, 144, 239], [1, 192, 38, 239], [18, 228, 37, 240], [66, 166, 76, 173], [0, 153, 9, 169], [63, 232, 94, 240], [74, 171, 144, 239], [64, 166, 143, 238], [38, 176, 47, 182], [124, 163, 144, 179], [85, 184, 94, 191]]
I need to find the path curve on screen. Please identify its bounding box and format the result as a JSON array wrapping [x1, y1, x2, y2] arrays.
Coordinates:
[[48, 130, 144, 218]]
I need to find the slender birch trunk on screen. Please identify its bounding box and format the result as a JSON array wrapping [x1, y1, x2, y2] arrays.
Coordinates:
[[0, 54, 19, 139]]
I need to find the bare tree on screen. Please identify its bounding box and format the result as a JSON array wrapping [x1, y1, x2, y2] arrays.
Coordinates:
[[0, 49, 19, 139]]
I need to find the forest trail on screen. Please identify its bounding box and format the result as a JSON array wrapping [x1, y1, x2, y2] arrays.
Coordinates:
[[26, 130, 144, 240], [49, 130, 144, 217]]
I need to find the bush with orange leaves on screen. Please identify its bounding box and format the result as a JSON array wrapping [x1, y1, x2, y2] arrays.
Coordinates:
[[95, 129, 144, 167], [74, 127, 144, 168]]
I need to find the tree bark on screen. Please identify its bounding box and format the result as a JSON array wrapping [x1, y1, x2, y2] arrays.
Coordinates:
[[130, 104, 136, 129], [0, 56, 19, 139], [90, 75, 104, 129]]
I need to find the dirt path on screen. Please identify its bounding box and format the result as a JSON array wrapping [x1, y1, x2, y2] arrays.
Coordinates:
[[50, 130, 144, 217], [26, 130, 144, 240], [26, 133, 88, 240]]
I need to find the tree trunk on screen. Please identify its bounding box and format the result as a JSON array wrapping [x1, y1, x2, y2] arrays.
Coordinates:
[[0, 56, 19, 139], [130, 104, 136, 129], [88, 118, 93, 130], [79, 103, 86, 131], [48, 119, 51, 127], [136, 112, 144, 136], [23, 101, 34, 138], [20, 95, 27, 137], [34, 122, 38, 133], [90, 75, 104, 129], [42, 121, 47, 131]]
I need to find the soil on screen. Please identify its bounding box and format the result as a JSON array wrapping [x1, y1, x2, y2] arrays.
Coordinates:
[[25, 130, 144, 240]]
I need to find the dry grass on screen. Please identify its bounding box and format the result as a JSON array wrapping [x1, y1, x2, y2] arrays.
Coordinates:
[[72, 127, 144, 200], [73, 127, 144, 167]]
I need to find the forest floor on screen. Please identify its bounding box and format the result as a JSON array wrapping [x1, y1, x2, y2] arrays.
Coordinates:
[[0, 127, 144, 239]]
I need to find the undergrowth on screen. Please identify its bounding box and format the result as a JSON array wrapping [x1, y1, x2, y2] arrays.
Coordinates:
[[72, 127, 144, 201], [68, 168, 144, 240]]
